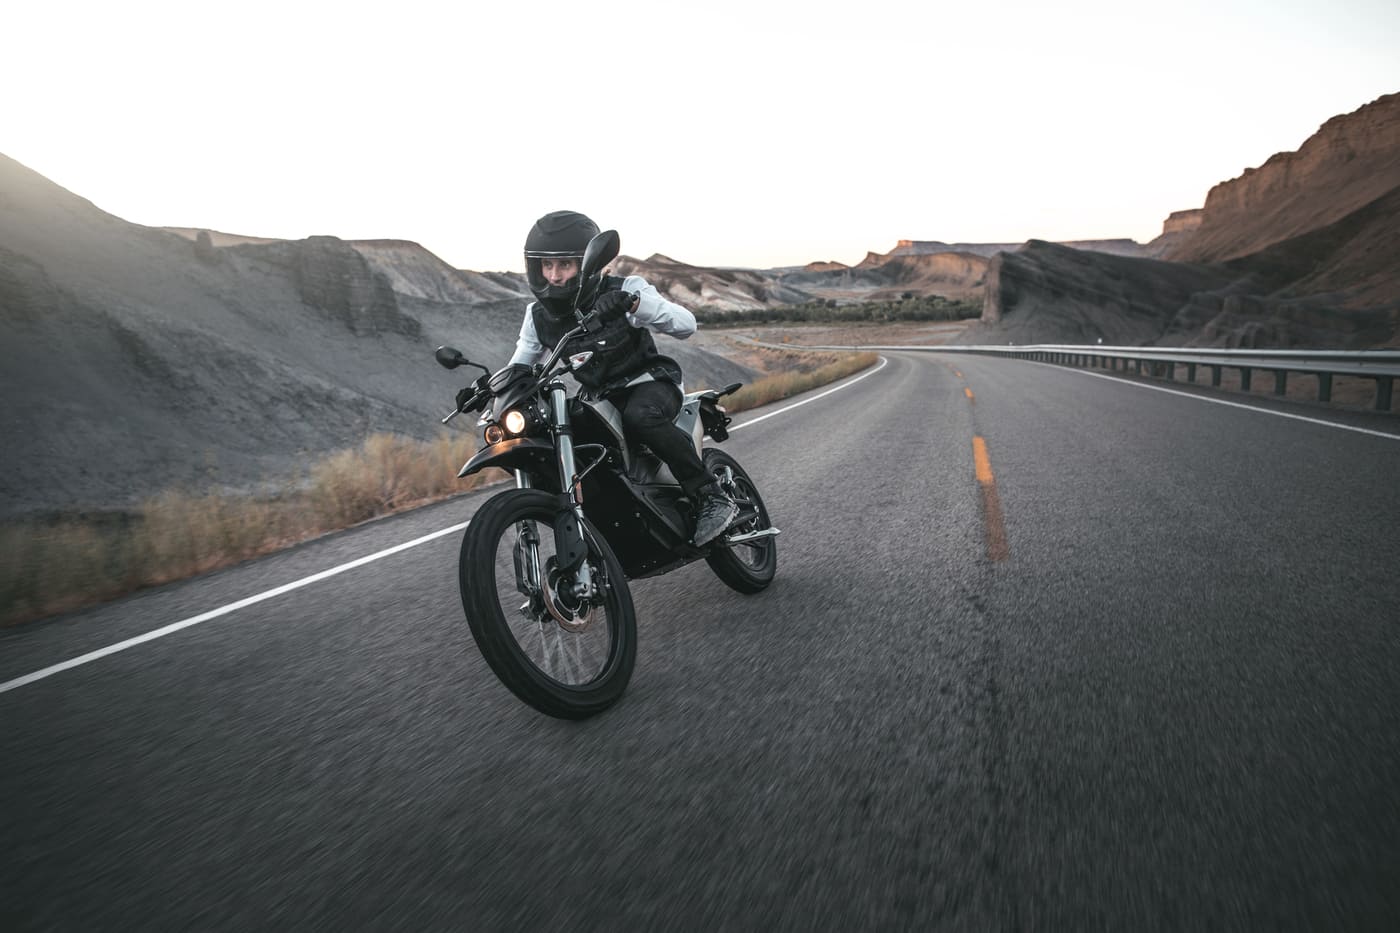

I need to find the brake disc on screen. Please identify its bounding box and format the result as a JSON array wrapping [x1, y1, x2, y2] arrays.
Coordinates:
[[542, 559, 597, 633]]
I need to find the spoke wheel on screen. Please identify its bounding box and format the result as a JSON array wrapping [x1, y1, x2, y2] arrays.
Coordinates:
[[459, 489, 636, 719], [702, 448, 777, 594]]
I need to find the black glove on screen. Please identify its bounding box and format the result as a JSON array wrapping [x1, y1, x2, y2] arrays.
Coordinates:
[[592, 290, 637, 323], [455, 374, 488, 412]]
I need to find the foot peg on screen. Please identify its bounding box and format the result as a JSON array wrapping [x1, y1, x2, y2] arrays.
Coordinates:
[[722, 526, 781, 546]]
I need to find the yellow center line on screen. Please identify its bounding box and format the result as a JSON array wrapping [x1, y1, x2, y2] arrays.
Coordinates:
[[964, 387, 974, 401], [972, 436, 1009, 561]]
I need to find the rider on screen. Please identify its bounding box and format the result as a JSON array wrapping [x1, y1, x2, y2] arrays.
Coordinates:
[[505, 209, 739, 547]]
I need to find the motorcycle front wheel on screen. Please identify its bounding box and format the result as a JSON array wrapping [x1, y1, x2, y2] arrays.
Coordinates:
[[459, 488, 636, 719]]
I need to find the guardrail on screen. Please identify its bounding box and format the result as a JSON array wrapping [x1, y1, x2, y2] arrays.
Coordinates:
[[793, 342, 1400, 412]]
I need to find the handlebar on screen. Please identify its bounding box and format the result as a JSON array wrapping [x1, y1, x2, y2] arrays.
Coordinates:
[[442, 385, 490, 424], [536, 322, 592, 377], [444, 299, 632, 425]]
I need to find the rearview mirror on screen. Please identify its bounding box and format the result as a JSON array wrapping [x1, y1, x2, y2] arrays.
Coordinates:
[[435, 346, 469, 369], [436, 346, 489, 377], [574, 230, 621, 312], [580, 229, 620, 280]]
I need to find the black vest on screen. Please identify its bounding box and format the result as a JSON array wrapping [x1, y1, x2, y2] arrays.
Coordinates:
[[530, 276, 682, 394]]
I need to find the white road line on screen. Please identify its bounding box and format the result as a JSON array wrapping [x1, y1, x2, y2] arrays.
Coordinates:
[[0, 522, 469, 694], [730, 356, 888, 430], [1041, 363, 1400, 441], [2, 355, 889, 694]]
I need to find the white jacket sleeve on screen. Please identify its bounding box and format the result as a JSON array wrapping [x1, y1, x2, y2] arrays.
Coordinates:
[[508, 306, 547, 366], [621, 275, 696, 339]]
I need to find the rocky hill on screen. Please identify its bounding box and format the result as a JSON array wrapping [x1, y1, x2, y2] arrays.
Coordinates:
[[0, 155, 755, 519], [609, 253, 812, 312], [1143, 210, 1204, 257], [617, 236, 1152, 313], [961, 92, 1400, 350], [345, 240, 526, 304], [1169, 93, 1400, 263], [778, 251, 989, 301], [970, 241, 1234, 345], [880, 238, 1150, 260]]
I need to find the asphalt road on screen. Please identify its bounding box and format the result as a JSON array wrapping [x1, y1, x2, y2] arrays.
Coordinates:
[[4, 352, 1400, 930]]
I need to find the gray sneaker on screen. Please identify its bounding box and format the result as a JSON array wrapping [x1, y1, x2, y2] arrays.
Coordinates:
[[693, 485, 740, 547]]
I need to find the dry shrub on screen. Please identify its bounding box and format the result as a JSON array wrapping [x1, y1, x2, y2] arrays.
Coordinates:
[[0, 520, 119, 622], [309, 433, 477, 527], [725, 352, 879, 413], [1, 432, 484, 626]]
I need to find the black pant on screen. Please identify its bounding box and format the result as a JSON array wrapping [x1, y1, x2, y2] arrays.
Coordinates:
[[613, 380, 710, 495]]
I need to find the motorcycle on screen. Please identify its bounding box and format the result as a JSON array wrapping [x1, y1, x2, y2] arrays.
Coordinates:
[[435, 229, 778, 719]]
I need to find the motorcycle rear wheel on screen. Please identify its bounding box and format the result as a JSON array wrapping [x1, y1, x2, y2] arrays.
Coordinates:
[[459, 488, 636, 719], [702, 448, 777, 594]]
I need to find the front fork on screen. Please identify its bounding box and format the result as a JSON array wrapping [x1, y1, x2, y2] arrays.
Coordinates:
[[550, 383, 597, 598], [513, 384, 596, 605]]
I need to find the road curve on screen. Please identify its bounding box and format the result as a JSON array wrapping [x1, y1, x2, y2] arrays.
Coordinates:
[[4, 351, 1399, 929]]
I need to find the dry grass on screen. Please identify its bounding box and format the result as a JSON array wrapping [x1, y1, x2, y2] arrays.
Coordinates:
[[0, 433, 498, 627], [1, 349, 883, 627], [722, 352, 880, 412]]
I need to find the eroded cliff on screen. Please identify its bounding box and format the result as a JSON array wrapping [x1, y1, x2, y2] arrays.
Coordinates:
[[1168, 92, 1400, 263]]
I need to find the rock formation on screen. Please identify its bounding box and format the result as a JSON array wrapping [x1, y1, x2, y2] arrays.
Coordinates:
[[192, 229, 221, 265], [967, 91, 1400, 350], [972, 241, 1233, 344], [1168, 92, 1400, 263], [881, 238, 1150, 260], [1143, 209, 1203, 257], [348, 239, 526, 305], [1161, 210, 1204, 236], [610, 253, 811, 312], [245, 235, 416, 338]]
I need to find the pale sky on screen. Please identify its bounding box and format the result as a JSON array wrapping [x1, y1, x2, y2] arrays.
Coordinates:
[[5, 0, 1398, 272]]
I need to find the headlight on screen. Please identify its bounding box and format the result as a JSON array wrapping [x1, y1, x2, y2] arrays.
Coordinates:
[[503, 409, 527, 435], [483, 424, 506, 445]]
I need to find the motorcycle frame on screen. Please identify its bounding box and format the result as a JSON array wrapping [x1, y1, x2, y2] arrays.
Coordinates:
[[457, 381, 725, 580]]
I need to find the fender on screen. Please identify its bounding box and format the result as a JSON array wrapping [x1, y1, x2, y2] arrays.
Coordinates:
[[457, 436, 556, 478]]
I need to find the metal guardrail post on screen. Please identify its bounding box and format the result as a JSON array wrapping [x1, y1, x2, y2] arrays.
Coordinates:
[[1241, 368, 1253, 391], [1187, 363, 1197, 383], [1318, 373, 1333, 403], [1274, 371, 1288, 396], [1211, 366, 1222, 387], [1378, 377, 1394, 412]]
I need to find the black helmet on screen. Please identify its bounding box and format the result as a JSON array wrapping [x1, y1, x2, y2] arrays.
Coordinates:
[[524, 210, 600, 316]]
